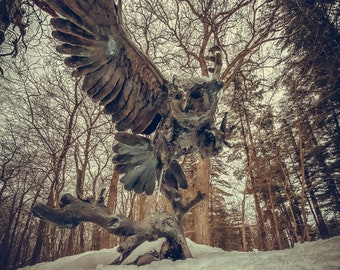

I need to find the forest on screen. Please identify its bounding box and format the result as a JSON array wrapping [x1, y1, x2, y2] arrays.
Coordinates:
[[0, 0, 339, 269]]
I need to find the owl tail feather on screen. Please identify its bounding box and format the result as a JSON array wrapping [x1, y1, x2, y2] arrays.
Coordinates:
[[113, 132, 157, 195]]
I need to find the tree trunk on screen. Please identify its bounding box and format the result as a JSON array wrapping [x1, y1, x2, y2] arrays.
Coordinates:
[[29, 221, 46, 265], [240, 118, 267, 250], [277, 153, 299, 243], [297, 117, 310, 242], [283, 119, 310, 241], [268, 180, 283, 249], [0, 194, 17, 268], [100, 169, 119, 248], [193, 155, 211, 245], [107, 169, 119, 212], [241, 181, 248, 251], [308, 186, 329, 238]]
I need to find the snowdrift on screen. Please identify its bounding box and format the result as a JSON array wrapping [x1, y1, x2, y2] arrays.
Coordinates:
[[20, 236, 340, 270]]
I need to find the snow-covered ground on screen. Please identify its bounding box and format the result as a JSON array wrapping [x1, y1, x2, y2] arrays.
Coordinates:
[[20, 236, 340, 270]]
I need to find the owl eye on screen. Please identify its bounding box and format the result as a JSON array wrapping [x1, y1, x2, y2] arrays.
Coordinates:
[[190, 89, 203, 99], [175, 93, 182, 99]]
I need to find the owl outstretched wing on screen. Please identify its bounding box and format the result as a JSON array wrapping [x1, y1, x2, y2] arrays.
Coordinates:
[[45, 0, 169, 134], [43, 0, 226, 195]]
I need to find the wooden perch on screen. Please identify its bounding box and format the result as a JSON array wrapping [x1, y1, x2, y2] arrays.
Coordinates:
[[161, 184, 205, 226], [33, 193, 134, 236], [32, 188, 205, 265]]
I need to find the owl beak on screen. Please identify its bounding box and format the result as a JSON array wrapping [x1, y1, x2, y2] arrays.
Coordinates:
[[181, 95, 188, 111]]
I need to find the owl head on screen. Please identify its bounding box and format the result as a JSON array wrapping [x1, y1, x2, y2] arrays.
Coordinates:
[[170, 76, 224, 128]]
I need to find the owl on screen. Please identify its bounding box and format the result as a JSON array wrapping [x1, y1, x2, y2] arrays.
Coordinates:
[[44, 0, 228, 195]]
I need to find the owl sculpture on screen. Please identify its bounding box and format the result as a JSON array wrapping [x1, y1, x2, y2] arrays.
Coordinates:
[[44, 0, 228, 195]]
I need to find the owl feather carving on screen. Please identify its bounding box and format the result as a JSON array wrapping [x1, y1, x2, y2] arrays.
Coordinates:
[[44, 0, 228, 195]]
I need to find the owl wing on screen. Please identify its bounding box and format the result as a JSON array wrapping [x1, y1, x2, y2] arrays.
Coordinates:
[[45, 0, 169, 134]]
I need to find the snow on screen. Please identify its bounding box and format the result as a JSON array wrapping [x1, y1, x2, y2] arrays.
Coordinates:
[[20, 236, 340, 270]]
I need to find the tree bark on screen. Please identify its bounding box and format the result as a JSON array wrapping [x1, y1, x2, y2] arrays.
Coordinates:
[[297, 117, 310, 242], [193, 155, 211, 245], [268, 180, 283, 249], [241, 181, 248, 251], [100, 169, 119, 249]]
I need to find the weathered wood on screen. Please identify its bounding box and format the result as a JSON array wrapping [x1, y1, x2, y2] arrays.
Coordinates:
[[32, 189, 205, 265]]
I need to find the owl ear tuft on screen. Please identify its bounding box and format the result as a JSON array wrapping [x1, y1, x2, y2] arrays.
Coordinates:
[[207, 45, 222, 79]]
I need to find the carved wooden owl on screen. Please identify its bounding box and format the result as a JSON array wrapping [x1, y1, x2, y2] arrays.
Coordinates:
[[44, 0, 228, 195]]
